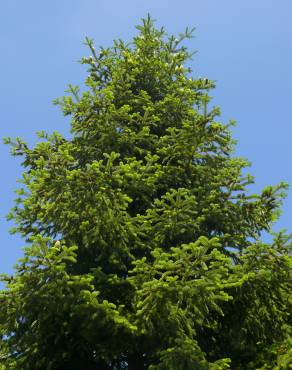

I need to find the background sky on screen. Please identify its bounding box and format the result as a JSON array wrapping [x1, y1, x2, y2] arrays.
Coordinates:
[[1, 0, 291, 274]]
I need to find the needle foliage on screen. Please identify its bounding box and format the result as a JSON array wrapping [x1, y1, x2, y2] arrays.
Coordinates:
[[1, 16, 291, 370]]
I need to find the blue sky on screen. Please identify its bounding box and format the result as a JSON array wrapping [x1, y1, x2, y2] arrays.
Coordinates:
[[1, 0, 291, 274]]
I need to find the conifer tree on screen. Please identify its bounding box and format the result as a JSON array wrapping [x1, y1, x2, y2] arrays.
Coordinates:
[[1, 16, 291, 369]]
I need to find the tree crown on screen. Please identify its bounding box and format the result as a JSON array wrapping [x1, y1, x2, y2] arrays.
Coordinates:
[[1, 15, 291, 370]]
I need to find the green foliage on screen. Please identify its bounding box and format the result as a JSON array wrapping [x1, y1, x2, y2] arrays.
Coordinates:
[[1, 15, 291, 369]]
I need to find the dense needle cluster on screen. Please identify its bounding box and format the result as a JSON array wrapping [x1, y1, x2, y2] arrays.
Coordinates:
[[0, 16, 291, 369]]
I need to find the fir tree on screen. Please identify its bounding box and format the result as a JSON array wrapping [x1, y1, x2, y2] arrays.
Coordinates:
[[1, 15, 291, 369]]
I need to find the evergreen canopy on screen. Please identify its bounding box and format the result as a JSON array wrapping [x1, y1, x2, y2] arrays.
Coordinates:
[[1, 16, 291, 370]]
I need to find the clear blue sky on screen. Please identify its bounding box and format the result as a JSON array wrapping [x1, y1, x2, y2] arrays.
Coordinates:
[[1, 0, 291, 274]]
